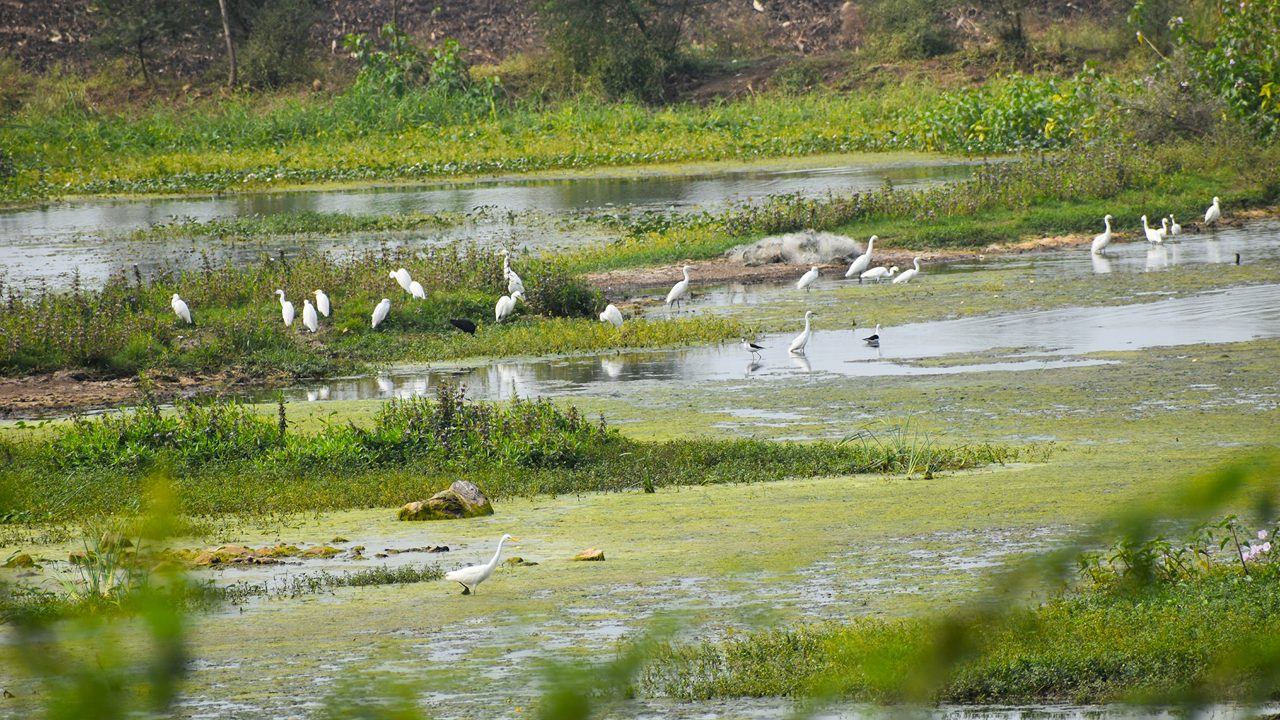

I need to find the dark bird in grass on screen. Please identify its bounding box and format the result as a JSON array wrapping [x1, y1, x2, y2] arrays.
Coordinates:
[[863, 323, 881, 348], [741, 337, 765, 360], [1235, 253, 1242, 265], [449, 319, 477, 335]]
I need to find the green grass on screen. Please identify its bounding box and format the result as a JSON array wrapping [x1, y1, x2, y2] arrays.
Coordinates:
[[0, 71, 1107, 202], [125, 210, 463, 240], [0, 390, 1018, 520], [639, 553, 1280, 705]]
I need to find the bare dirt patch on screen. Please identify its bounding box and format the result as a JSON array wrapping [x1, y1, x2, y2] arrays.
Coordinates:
[[0, 369, 281, 418]]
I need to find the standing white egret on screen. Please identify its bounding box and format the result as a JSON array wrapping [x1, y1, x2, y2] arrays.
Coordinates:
[[863, 323, 881, 347], [1204, 196, 1222, 226], [1159, 217, 1170, 241], [371, 298, 391, 329], [502, 249, 525, 294], [599, 303, 623, 328], [796, 265, 820, 292], [170, 293, 192, 324], [409, 280, 426, 299], [665, 265, 692, 310], [1169, 215, 1181, 236], [389, 268, 412, 293], [302, 299, 318, 333], [445, 533, 519, 595], [495, 290, 524, 322], [275, 290, 295, 327], [741, 337, 765, 360], [1142, 215, 1163, 244], [1091, 214, 1113, 255], [845, 236, 877, 280], [892, 257, 922, 284], [788, 310, 815, 355], [861, 266, 898, 283], [314, 289, 330, 318]]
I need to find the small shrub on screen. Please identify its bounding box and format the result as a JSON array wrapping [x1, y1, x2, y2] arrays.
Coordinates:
[[240, 0, 317, 89]]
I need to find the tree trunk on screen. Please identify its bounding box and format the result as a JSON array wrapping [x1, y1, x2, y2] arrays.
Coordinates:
[[218, 0, 238, 87], [137, 39, 151, 86]]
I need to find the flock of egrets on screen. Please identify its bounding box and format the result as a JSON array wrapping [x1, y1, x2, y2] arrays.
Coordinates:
[[1091, 196, 1222, 255], [166, 196, 1226, 357]]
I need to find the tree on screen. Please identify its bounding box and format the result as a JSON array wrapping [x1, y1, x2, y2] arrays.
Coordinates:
[[91, 0, 189, 85], [533, 0, 710, 102], [218, 0, 238, 87]]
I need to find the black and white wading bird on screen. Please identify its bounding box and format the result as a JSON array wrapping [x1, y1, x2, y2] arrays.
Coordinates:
[[863, 323, 882, 347], [741, 337, 765, 360]]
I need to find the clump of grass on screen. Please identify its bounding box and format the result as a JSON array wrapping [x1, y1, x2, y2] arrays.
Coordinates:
[[126, 210, 463, 240], [213, 563, 444, 605], [0, 392, 1019, 520]]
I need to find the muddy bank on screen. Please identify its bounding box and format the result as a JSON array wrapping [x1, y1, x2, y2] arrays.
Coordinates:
[[0, 369, 284, 418]]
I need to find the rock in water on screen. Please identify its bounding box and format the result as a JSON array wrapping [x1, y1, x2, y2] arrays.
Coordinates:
[[3, 553, 36, 568], [398, 480, 494, 521], [573, 548, 605, 562]]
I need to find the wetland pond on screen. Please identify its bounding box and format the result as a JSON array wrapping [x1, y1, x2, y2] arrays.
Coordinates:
[[0, 154, 976, 292]]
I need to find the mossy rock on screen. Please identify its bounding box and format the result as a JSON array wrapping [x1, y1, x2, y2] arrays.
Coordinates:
[[573, 548, 605, 562], [398, 480, 494, 521], [301, 545, 341, 558], [4, 553, 36, 569]]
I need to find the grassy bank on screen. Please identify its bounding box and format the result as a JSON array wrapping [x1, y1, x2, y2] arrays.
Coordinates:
[[0, 72, 1103, 202], [0, 388, 1016, 521]]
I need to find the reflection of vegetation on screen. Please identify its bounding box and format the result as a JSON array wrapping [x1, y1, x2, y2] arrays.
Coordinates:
[[125, 210, 462, 240], [0, 388, 1016, 519], [639, 452, 1280, 706]]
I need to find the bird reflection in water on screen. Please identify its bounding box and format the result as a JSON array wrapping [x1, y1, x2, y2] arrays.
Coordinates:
[[600, 356, 624, 379], [790, 354, 812, 373], [744, 360, 762, 377], [1090, 253, 1113, 275]]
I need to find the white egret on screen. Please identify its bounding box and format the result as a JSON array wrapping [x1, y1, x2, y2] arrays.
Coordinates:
[[508, 271, 525, 295], [788, 310, 815, 355], [302, 300, 319, 333], [892, 257, 922, 284], [170, 293, 192, 324], [314, 289, 330, 317], [1141, 215, 1163, 244], [1204, 196, 1221, 226], [1159, 217, 1170, 241], [1090, 214, 1113, 255], [275, 290, 295, 327], [599, 303, 623, 328], [389, 268, 412, 293], [845, 236, 877, 280], [1169, 215, 1181, 236], [445, 533, 518, 595], [495, 290, 524, 323], [371, 298, 391, 329], [860, 265, 898, 283], [863, 323, 881, 347], [741, 337, 765, 360], [665, 265, 692, 310], [796, 265, 820, 292], [409, 280, 426, 300]]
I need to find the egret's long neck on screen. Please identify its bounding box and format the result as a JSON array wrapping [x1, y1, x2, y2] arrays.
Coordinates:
[[1104, 217, 1111, 232], [804, 316, 811, 331], [485, 537, 508, 571], [867, 238, 874, 251], [914, 258, 921, 271], [683, 268, 690, 281]]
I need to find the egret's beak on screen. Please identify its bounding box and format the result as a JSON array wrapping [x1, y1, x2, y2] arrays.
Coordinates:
[[510, 537, 522, 543]]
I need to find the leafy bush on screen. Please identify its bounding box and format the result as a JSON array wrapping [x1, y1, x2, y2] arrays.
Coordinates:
[[861, 0, 955, 59], [1171, 0, 1280, 138], [240, 0, 317, 89]]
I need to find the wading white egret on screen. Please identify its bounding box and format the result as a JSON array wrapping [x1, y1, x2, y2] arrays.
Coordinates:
[[445, 533, 518, 595], [665, 265, 692, 310], [796, 265, 820, 292], [314, 289, 330, 317], [302, 299, 318, 333], [1169, 215, 1181, 236], [1205, 196, 1221, 226], [390, 268, 412, 293], [170, 293, 192, 324], [788, 310, 815, 355], [409, 280, 426, 300], [1142, 215, 1163, 244], [864, 323, 881, 347], [892, 257, 922, 284], [275, 290, 295, 327], [372, 298, 391, 329], [741, 337, 765, 360], [1091, 214, 1113, 255], [861, 265, 898, 283], [845, 236, 877, 280], [599, 303, 623, 328], [495, 290, 524, 322], [1159, 217, 1170, 241]]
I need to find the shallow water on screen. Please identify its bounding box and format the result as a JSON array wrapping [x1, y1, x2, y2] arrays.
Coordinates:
[[0, 155, 973, 291], [275, 283, 1280, 406]]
